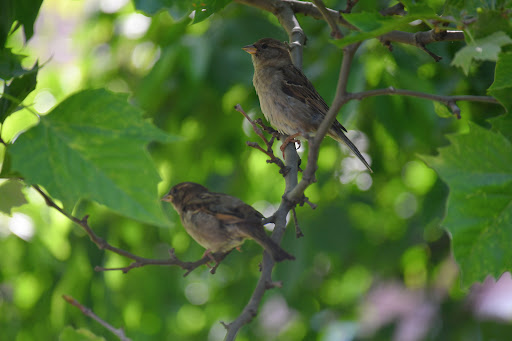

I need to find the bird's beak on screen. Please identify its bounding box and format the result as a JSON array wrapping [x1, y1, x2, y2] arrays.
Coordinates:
[[161, 194, 173, 202], [242, 44, 257, 55]]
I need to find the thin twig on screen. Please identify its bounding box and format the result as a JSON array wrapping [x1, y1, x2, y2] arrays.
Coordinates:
[[235, 104, 287, 173], [312, 0, 343, 38], [32, 185, 227, 276], [235, 0, 465, 51], [341, 0, 359, 14], [348, 87, 500, 119], [292, 208, 304, 238], [63, 295, 132, 341], [379, 30, 465, 61]]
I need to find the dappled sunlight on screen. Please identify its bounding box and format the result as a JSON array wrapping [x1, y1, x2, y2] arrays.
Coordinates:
[[34, 90, 56, 113], [131, 42, 161, 72], [99, 0, 130, 14], [8, 213, 35, 241], [118, 13, 151, 39]]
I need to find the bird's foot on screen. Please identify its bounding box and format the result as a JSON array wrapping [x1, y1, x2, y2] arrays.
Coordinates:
[[280, 133, 301, 159], [202, 249, 218, 268]]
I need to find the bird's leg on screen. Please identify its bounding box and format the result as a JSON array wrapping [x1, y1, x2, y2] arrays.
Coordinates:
[[280, 133, 301, 159], [202, 249, 218, 268]]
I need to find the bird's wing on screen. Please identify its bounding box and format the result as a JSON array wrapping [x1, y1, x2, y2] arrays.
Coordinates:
[[185, 191, 263, 226], [279, 64, 347, 133], [213, 192, 264, 224]]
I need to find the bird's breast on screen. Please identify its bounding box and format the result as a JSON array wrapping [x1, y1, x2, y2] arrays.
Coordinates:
[[253, 70, 310, 136], [181, 210, 245, 253]]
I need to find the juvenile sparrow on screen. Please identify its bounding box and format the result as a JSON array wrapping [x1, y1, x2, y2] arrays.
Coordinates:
[[243, 38, 372, 172], [162, 182, 295, 262]]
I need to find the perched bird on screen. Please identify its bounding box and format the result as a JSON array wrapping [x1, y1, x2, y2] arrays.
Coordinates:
[[162, 182, 295, 262], [243, 37, 372, 172]]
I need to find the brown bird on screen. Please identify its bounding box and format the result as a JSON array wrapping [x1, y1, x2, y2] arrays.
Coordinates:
[[162, 182, 295, 262], [243, 37, 372, 172]]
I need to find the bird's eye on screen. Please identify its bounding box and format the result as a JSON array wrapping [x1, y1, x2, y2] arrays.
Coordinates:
[[261, 43, 268, 49]]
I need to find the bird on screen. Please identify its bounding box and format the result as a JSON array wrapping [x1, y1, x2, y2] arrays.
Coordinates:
[[243, 37, 372, 172], [162, 182, 295, 263]]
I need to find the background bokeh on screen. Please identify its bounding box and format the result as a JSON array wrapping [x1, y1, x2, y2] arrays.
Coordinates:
[[1, 0, 510, 340]]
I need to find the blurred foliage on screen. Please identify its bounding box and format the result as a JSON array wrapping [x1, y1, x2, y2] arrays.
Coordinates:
[[1, 0, 512, 340]]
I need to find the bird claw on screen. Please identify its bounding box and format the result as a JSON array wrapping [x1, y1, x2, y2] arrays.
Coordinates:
[[280, 133, 302, 159], [203, 249, 218, 268]]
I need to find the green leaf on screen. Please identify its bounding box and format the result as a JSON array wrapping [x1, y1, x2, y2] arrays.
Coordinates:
[[192, 0, 231, 23], [468, 9, 512, 40], [421, 121, 512, 288], [0, 180, 27, 215], [133, 0, 186, 17], [433, 101, 453, 118], [489, 114, 512, 141], [133, 0, 231, 23], [0, 49, 28, 80], [488, 52, 512, 111], [0, 0, 43, 47], [8, 89, 178, 226], [59, 327, 106, 341], [443, 0, 484, 17], [452, 31, 512, 75], [0, 62, 38, 122]]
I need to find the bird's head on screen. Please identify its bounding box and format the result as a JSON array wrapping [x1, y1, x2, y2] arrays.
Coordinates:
[[162, 182, 209, 211], [242, 38, 292, 68]]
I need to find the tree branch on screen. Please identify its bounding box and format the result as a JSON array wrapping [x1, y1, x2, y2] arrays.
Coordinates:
[[235, 0, 465, 58], [235, 104, 289, 174], [224, 3, 305, 340], [63, 295, 132, 341], [379, 30, 465, 61], [348, 87, 500, 119], [234, 0, 357, 31], [287, 42, 361, 200], [32, 185, 228, 276]]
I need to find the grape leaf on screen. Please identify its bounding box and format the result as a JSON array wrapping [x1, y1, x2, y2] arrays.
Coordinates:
[[0, 62, 38, 122], [0, 0, 43, 47], [421, 120, 512, 288], [192, 0, 231, 23], [8, 89, 178, 226], [452, 31, 512, 75], [488, 52, 512, 111]]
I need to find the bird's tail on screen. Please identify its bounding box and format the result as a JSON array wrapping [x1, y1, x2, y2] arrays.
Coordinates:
[[333, 130, 373, 173], [247, 226, 295, 262], [262, 237, 295, 262]]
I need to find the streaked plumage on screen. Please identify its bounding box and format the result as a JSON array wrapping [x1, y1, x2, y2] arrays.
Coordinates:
[[162, 182, 294, 262], [243, 38, 372, 172]]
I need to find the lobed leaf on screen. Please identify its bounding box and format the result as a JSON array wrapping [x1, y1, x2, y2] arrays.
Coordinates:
[[452, 31, 512, 75], [8, 89, 178, 226], [422, 119, 512, 288], [488, 52, 512, 111]]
